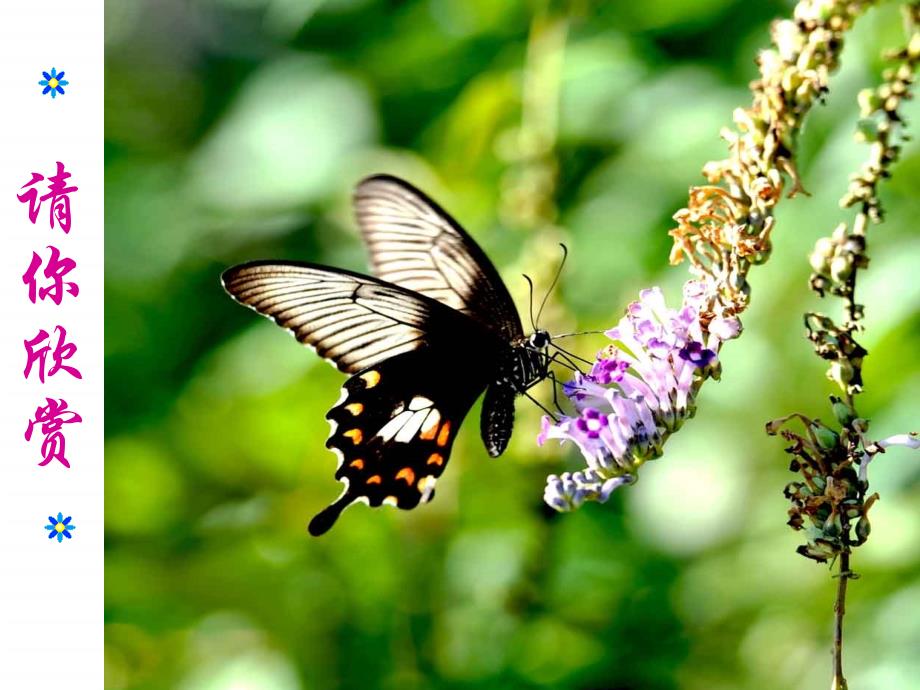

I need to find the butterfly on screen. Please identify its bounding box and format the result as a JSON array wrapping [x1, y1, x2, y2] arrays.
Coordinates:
[[222, 174, 567, 535]]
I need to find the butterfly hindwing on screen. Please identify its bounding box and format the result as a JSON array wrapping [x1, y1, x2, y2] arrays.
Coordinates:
[[308, 348, 488, 535], [354, 175, 524, 341]]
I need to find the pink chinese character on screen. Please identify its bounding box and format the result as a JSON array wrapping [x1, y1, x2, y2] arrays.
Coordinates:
[[23, 326, 82, 382], [22, 246, 79, 305], [16, 162, 78, 233], [25, 397, 82, 468]]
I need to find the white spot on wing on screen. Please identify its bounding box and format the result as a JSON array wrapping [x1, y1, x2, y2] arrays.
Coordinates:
[[395, 409, 428, 443], [408, 396, 434, 411], [421, 409, 441, 434], [377, 410, 413, 442]]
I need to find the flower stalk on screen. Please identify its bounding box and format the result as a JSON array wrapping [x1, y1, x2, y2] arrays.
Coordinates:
[[766, 5, 920, 689]]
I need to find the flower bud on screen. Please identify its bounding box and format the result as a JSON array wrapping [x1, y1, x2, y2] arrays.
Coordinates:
[[830, 396, 856, 426], [733, 107, 757, 133], [728, 269, 747, 291], [758, 49, 782, 77], [851, 418, 869, 434], [855, 118, 879, 142], [909, 32, 920, 61], [810, 422, 839, 451], [828, 360, 854, 390], [781, 68, 803, 93], [855, 515, 871, 544], [809, 251, 830, 275], [857, 88, 881, 115], [810, 274, 831, 295], [830, 253, 853, 281], [784, 481, 809, 500], [811, 234, 835, 257], [772, 20, 803, 62]]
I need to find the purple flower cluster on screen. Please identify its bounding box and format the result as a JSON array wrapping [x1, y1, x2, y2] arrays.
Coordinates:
[[540, 281, 741, 511]]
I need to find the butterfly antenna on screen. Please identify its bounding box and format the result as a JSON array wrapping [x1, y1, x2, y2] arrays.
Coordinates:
[[553, 329, 606, 339], [535, 244, 568, 327], [523, 273, 538, 332]]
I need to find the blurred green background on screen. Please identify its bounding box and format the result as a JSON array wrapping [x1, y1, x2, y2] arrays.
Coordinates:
[[104, 1, 920, 688]]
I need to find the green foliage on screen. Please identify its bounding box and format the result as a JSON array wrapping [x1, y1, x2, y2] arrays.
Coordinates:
[[105, 1, 920, 688]]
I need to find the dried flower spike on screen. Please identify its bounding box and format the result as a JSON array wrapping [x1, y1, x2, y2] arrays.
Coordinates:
[[774, 2, 919, 563], [768, 6, 919, 689]]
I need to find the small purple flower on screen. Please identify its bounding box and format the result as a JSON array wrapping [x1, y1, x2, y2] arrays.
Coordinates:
[[575, 407, 605, 439], [591, 355, 629, 384], [859, 432, 920, 483], [678, 341, 717, 368], [875, 433, 920, 450], [709, 315, 742, 341], [539, 280, 742, 511], [544, 471, 635, 511], [38, 68, 69, 99]]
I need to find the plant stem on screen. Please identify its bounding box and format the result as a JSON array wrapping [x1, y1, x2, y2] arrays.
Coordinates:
[[832, 550, 851, 690]]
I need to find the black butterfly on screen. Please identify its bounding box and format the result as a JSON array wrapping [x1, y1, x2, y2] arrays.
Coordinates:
[[222, 175, 565, 535]]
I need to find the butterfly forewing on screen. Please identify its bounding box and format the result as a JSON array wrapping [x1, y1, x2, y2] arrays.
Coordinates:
[[222, 261, 441, 374], [354, 175, 524, 341]]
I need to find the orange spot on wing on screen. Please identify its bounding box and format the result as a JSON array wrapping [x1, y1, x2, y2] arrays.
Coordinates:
[[420, 423, 439, 441], [345, 403, 364, 416], [436, 421, 452, 447], [349, 459, 365, 470], [366, 474, 382, 485], [343, 429, 363, 444], [360, 370, 381, 389], [396, 467, 416, 485], [427, 453, 444, 467]]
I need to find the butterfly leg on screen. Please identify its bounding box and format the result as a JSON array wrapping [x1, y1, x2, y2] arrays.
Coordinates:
[[520, 388, 559, 423], [545, 369, 567, 417], [516, 353, 563, 421], [549, 343, 591, 375]]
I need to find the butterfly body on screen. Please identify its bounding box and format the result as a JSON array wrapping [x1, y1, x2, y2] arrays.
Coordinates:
[[222, 175, 554, 535], [480, 334, 551, 457]]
